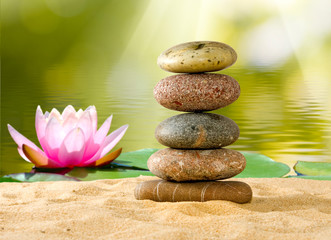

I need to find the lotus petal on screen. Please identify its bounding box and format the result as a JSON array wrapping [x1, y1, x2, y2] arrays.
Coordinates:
[[58, 128, 86, 167], [83, 115, 112, 160], [22, 144, 63, 168], [86, 106, 97, 133], [83, 148, 122, 167], [62, 105, 76, 119], [85, 124, 128, 164], [62, 112, 78, 135], [49, 108, 62, 122], [35, 106, 47, 140], [76, 109, 84, 118], [95, 115, 113, 144], [44, 117, 65, 159], [77, 110, 93, 142], [7, 124, 43, 155], [99, 124, 129, 158], [18, 147, 31, 162]]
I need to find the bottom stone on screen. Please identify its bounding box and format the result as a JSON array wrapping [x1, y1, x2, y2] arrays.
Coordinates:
[[135, 180, 252, 204]]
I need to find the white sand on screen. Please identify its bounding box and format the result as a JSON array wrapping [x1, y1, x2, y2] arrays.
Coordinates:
[[1, 176, 330, 240]]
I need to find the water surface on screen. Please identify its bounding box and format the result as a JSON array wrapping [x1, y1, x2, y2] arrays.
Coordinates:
[[1, 0, 331, 176]]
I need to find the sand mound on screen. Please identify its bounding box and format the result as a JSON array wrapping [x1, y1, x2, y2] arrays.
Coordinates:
[[1, 176, 330, 240]]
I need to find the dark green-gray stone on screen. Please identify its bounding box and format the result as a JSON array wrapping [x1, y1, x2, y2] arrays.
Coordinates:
[[155, 113, 239, 149]]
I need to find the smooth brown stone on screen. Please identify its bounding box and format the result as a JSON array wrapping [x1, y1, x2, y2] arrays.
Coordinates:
[[157, 41, 237, 73], [155, 113, 239, 149], [135, 180, 252, 203], [153, 73, 240, 112], [147, 148, 246, 182]]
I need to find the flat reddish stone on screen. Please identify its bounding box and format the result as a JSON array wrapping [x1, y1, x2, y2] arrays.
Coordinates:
[[135, 180, 252, 203], [147, 148, 246, 182], [153, 73, 240, 112]]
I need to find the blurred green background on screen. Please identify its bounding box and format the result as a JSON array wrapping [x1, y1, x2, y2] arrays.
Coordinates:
[[1, 0, 331, 175]]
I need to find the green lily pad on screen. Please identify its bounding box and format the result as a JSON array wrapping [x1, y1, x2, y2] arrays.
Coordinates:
[[114, 148, 159, 169], [287, 175, 331, 180], [116, 149, 291, 178], [0, 176, 22, 182], [3, 149, 291, 181], [294, 161, 331, 176], [5, 173, 79, 182], [235, 152, 290, 178], [67, 167, 154, 181]]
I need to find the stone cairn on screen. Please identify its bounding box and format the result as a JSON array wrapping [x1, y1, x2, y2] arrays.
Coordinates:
[[135, 41, 252, 204]]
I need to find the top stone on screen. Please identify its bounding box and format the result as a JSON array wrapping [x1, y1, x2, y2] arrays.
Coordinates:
[[157, 41, 237, 73]]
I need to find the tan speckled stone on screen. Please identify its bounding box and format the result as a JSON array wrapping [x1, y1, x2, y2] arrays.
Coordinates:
[[153, 73, 240, 112], [135, 180, 252, 203], [157, 41, 237, 73], [147, 148, 246, 182]]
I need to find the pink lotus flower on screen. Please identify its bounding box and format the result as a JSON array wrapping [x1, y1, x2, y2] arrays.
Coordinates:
[[7, 105, 128, 168]]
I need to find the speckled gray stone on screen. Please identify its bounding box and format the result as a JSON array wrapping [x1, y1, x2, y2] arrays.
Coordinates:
[[153, 73, 240, 112], [147, 148, 246, 182], [157, 41, 237, 73], [155, 113, 239, 149], [135, 180, 252, 203]]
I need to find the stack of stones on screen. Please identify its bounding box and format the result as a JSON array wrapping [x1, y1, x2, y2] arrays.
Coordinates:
[[135, 41, 252, 204]]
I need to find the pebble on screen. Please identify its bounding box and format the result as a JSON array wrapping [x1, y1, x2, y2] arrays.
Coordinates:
[[135, 179, 252, 203], [153, 73, 240, 112], [147, 148, 246, 182], [157, 41, 237, 73], [155, 113, 239, 149]]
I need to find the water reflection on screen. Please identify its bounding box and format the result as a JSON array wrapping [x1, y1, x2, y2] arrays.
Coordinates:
[[1, 0, 331, 176]]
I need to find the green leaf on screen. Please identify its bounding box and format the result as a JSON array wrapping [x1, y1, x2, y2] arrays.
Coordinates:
[[294, 161, 331, 176], [3, 150, 290, 181], [0, 176, 22, 182], [287, 175, 331, 180], [5, 173, 79, 182], [116, 148, 290, 178], [114, 148, 159, 169], [67, 167, 154, 181], [235, 152, 290, 178]]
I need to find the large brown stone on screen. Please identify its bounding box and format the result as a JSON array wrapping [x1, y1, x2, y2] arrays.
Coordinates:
[[153, 73, 240, 112], [147, 148, 246, 182], [135, 179, 252, 203], [155, 113, 239, 149], [157, 41, 237, 73]]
